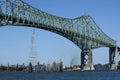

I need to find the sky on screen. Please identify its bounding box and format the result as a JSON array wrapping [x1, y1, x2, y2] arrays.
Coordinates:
[[0, 0, 120, 66]]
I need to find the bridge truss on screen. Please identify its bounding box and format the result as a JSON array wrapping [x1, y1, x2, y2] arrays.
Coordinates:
[[0, 0, 116, 49], [0, 0, 118, 70]]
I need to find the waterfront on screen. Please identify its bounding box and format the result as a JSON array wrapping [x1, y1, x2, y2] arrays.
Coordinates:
[[0, 70, 120, 80]]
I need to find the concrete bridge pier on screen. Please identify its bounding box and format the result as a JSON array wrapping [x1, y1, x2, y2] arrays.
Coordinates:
[[81, 49, 94, 70], [109, 47, 118, 70]]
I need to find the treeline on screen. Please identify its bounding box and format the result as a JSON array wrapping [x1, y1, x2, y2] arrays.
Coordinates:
[[94, 64, 109, 70], [28, 60, 63, 72], [0, 64, 26, 71], [94, 61, 120, 70], [0, 60, 63, 72]]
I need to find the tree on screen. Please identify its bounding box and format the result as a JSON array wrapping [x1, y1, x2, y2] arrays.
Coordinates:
[[36, 62, 41, 72], [59, 60, 63, 72], [52, 61, 57, 72], [16, 64, 19, 71], [28, 62, 33, 72]]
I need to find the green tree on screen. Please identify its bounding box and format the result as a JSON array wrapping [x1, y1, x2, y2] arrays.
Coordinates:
[[28, 62, 33, 72]]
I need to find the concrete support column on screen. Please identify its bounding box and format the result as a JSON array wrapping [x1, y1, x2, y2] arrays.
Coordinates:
[[109, 47, 118, 70], [81, 49, 94, 70]]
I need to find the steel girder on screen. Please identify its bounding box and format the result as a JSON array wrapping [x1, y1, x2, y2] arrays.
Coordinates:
[[0, 0, 116, 49]]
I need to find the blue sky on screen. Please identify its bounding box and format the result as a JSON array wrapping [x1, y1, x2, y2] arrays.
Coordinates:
[[0, 0, 120, 66]]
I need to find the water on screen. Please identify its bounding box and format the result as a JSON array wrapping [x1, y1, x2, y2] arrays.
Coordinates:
[[0, 70, 120, 80]]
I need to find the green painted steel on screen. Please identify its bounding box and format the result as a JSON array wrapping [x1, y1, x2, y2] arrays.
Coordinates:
[[0, 0, 116, 49]]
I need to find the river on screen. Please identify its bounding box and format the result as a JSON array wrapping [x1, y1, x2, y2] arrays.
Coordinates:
[[0, 70, 120, 80]]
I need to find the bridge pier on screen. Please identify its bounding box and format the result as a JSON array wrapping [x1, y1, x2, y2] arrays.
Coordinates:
[[81, 49, 94, 70], [109, 47, 119, 70]]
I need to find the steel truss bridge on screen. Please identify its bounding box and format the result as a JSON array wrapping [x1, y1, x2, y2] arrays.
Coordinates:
[[0, 0, 119, 70]]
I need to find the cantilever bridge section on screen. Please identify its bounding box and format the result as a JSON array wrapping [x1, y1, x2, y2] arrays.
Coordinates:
[[0, 0, 119, 70]]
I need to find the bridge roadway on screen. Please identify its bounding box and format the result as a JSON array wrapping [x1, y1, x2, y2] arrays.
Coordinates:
[[0, 0, 119, 70]]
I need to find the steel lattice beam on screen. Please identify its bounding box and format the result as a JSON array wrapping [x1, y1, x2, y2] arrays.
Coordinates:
[[0, 0, 116, 50]]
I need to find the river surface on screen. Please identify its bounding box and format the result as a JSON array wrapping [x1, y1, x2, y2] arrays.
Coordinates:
[[0, 70, 120, 80]]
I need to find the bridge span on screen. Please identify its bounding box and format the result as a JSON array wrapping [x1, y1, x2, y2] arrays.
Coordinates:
[[0, 0, 119, 70]]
